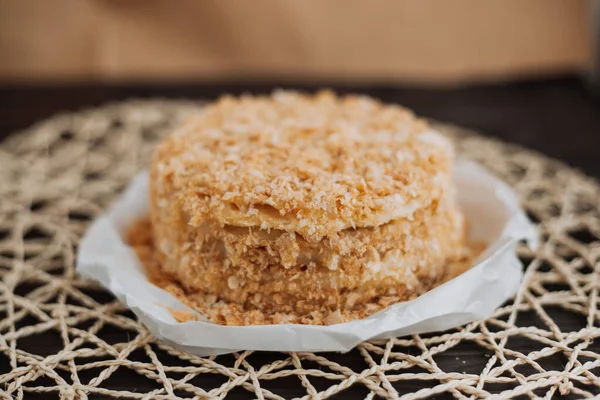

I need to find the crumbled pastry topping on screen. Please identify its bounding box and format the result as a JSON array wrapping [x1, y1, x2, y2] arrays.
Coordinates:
[[138, 91, 475, 326], [151, 90, 453, 241], [126, 217, 483, 326]]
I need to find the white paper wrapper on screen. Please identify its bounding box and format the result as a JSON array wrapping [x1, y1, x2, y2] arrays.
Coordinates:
[[77, 160, 537, 356]]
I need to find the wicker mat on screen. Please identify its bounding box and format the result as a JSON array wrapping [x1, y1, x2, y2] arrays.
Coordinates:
[[0, 100, 599, 399]]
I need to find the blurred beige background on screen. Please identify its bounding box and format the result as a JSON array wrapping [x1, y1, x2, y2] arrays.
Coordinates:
[[0, 0, 591, 85]]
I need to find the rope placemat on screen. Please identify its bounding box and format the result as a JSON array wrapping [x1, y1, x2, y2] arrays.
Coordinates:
[[0, 100, 598, 399]]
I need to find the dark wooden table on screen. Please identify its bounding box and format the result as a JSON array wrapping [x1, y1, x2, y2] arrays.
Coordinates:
[[2, 76, 600, 178], [1, 76, 599, 399]]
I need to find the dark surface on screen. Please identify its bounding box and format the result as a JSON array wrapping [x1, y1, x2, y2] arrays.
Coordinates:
[[2, 76, 600, 178], [1, 76, 599, 399]]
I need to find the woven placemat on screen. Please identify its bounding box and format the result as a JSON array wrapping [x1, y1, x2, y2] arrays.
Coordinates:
[[0, 100, 599, 399]]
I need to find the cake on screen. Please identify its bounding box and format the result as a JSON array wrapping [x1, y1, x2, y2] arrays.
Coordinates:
[[131, 90, 475, 325]]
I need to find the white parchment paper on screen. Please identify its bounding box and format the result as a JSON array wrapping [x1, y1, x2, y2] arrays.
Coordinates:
[[77, 160, 538, 356]]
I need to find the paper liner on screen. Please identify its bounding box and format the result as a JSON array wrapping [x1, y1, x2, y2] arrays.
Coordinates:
[[77, 160, 537, 356]]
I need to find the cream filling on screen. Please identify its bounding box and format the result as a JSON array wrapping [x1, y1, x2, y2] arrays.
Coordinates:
[[210, 193, 434, 241]]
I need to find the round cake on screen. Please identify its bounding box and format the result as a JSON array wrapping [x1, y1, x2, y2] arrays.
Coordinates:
[[146, 91, 467, 325]]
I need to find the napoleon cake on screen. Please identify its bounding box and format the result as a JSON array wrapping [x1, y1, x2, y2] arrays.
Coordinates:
[[142, 90, 469, 325]]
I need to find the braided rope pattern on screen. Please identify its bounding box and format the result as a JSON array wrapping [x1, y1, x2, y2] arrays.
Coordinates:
[[0, 100, 599, 399]]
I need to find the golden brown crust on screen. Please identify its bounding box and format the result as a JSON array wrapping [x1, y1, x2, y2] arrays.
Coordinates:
[[141, 91, 471, 325], [150, 90, 453, 241], [160, 195, 464, 313], [127, 216, 482, 325]]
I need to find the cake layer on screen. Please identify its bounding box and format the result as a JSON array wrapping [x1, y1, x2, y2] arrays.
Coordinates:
[[150, 195, 465, 316], [127, 210, 479, 325], [150, 90, 454, 241], [145, 91, 467, 324]]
